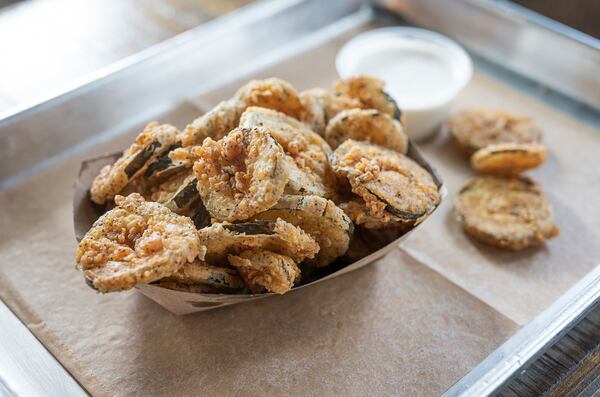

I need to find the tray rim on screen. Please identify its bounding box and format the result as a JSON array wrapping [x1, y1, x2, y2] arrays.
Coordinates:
[[1, 0, 599, 395]]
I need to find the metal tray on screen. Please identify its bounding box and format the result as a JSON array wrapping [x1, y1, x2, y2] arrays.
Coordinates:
[[1, 0, 598, 395]]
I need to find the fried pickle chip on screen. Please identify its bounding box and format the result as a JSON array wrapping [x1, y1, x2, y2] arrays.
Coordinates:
[[338, 199, 408, 230], [240, 107, 332, 178], [91, 122, 179, 205], [228, 249, 300, 294], [192, 127, 289, 222], [235, 78, 304, 120], [325, 108, 408, 153], [179, 78, 304, 147], [179, 99, 247, 147], [150, 171, 193, 205], [448, 109, 542, 154], [164, 260, 245, 290], [151, 279, 223, 294], [299, 88, 361, 134], [282, 155, 330, 197], [76, 193, 205, 292], [253, 195, 353, 267], [198, 218, 319, 264], [142, 141, 184, 185], [333, 75, 402, 120], [240, 107, 336, 197], [471, 143, 547, 175], [331, 140, 440, 224], [455, 176, 559, 250], [150, 172, 211, 228]]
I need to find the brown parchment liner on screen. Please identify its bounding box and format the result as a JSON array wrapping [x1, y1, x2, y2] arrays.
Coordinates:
[[73, 141, 446, 315]]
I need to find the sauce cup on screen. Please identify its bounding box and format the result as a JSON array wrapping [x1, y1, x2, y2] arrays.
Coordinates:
[[336, 27, 473, 140]]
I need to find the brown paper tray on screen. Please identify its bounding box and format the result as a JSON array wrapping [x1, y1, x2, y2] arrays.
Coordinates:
[[73, 142, 446, 314]]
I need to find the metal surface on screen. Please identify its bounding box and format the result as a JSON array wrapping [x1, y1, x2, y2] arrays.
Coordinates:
[[444, 265, 600, 396], [1, 0, 599, 395], [497, 305, 600, 396], [0, 300, 87, 397], [376, 0, 600, 111]]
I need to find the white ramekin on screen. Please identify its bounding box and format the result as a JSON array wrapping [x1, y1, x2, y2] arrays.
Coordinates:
[[336, 27, 473, 140]]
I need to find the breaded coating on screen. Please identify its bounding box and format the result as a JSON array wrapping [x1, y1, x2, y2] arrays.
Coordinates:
[[454, 176, 559, 250], [192, 127, 289, 222], [325, 108, 408, 153], [299, 87, 361, 134], [240, 107, 332, 179], [150, 172, 211, 228], [240, 107, 336, 198], [339, 199, 407, 230], [448, 109, 542, 154], [198, 218, 319, 264], [282, 154, 331, 197], [253, 195, 353, 267], [179, 78, 305, 147], [235, 78, 304, 120], [164, 260, 244, 290], [331, 140, 440, 225], [471, 143, 547, 175], [151, 279, 222, 294], [143, 141, 184, 186], [76, 193, 205, 292], [150, 171, 192, 204], [90, 122, 179, 205], [229, 249, 299, 294], [179, 99, 247, 148], [333, 75, 402, 120]]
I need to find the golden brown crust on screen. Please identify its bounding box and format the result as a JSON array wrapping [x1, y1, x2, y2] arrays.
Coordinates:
[[90, 122, 179, 205], [228, 249, 299, 294], [164, 260, 244, 290], [179, 99, 246, 147], [282, 155, 331, 198], [240, 107, 333, 178], [470, 143, 547, 175], [299, 88, 361, 134], [454, 176, 559, 250], [198, 218, 319, 265], [330, 140, 441, 225], [80, 77, 445, 297], [339, 199, 407, 230], [76, 193, 205, 292], [192, 127, 289, 222], [240, 107, 337, 198], [332, 75, 401, 120], [299, 89, 327, 135], [448, 109, 542, 154], [252, 195, 353, 267], [235, 78, 304, 120], [152, 279, 222, 294], [325, 108, 408, 152]]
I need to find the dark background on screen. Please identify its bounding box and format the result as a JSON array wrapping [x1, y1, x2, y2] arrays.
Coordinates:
[[514, 0, 599, 38]]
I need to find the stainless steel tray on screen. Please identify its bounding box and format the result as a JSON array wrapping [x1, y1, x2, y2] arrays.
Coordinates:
[[1, 0, 598, 395]]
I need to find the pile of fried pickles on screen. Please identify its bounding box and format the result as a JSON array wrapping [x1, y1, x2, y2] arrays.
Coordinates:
[[76, 76, 441, 295], [448, 109, 559, 250]]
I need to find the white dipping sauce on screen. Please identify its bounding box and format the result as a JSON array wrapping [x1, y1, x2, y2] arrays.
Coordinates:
[[336, 28, 472, 139]]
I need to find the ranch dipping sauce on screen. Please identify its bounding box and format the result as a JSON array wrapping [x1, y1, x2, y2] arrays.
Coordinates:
[[336, 28, 473, 140]]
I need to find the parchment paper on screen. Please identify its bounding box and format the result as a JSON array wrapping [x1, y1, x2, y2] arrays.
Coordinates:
[[400, 73, 600, 325]]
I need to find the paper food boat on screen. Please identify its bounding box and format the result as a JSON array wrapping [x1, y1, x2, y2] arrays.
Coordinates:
[[73, 141, 445, 315]]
